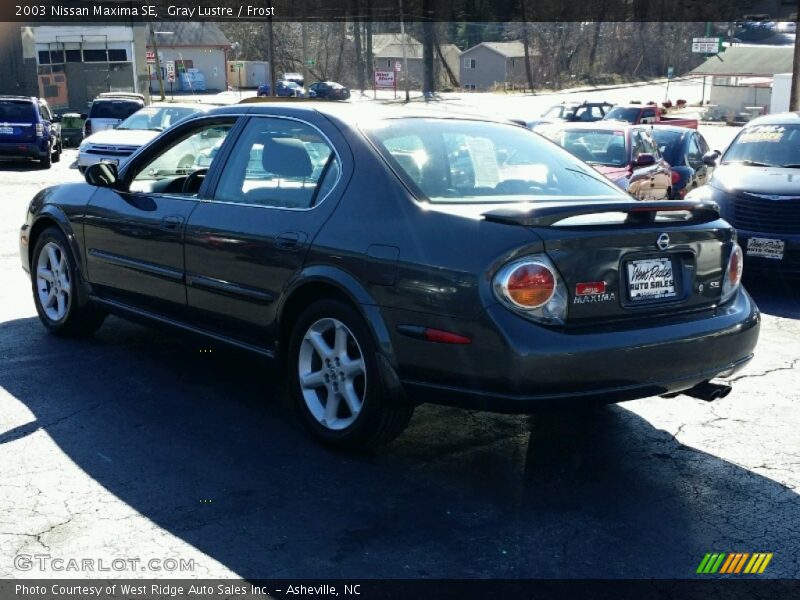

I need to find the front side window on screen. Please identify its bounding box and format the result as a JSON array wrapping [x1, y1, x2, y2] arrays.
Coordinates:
[[549, 128, 628, 168], [214, 117, 340, 209], [129, 122, 233, 194], [364, 118, 622, 203]]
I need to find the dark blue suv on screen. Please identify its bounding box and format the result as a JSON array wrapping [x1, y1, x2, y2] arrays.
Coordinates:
[[0, 96, 62, 168]]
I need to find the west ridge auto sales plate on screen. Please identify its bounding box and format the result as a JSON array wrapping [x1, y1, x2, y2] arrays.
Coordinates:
[[747, 237, 784, 260], [627, 257, 676, 301]]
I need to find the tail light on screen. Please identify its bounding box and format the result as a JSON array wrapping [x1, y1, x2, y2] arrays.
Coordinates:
[[83, 120, 92, 138], [35, 123, 43, 137], [671, 171, 681, 185], [721, 242, 743, 303], [494, 255, 568, 325]]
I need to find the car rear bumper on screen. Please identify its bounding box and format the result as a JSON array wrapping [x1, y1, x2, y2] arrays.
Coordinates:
[[0, 141, 47, 159], [390, 288, 760, 412]]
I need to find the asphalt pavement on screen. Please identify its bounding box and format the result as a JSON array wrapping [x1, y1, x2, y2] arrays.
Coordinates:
[[0, 128, 798, 580]]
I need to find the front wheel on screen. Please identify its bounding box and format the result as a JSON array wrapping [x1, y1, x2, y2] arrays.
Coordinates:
[[31, 227, 105, 336], [288, 299, 413, 450]]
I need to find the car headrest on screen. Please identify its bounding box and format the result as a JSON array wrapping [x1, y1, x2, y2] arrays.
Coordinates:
[[261, 137, 313, 178]]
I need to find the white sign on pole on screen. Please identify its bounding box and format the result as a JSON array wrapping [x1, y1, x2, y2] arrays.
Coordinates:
[[374, 70, 396, 87], [692, 37, 721, 54], [394, 61, 402, 72], [166, 61, 176, 83], [146, 51, 155, 64]]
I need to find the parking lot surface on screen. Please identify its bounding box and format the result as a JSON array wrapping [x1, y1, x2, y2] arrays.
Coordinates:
[[1, 139, 799, 579]]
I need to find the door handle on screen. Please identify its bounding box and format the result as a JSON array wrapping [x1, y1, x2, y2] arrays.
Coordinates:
[[161, 215, 184, 230], [274, 231, 308, 249]]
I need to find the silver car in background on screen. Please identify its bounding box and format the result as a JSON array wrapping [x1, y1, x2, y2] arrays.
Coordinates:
[[77, 103, 211, 172]]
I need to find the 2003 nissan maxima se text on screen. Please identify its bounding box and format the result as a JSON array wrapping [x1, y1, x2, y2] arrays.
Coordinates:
[[18, 103, 760, 449]]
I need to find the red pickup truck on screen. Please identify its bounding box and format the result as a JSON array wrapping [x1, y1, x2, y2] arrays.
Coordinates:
[[602, 105, 698, 129]]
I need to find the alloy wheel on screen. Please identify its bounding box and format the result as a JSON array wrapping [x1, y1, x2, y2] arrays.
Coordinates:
[[36, 241, 71, 321], [298, 317, 367, 431]]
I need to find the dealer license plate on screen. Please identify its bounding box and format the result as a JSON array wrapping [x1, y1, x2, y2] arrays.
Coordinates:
[[747, 237, 784, 260], [627, 257, 676, 301]]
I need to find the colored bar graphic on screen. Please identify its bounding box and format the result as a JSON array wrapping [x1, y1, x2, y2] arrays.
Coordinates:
[[719, 554, 735, 574], [696, 554, 713, 574], [701, 552, 773, 575], [759, 553, 773, 573], [710, 553, 726, 573], [734, 553, 749, 573]]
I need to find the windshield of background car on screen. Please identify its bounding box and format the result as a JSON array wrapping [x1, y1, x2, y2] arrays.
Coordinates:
[[722, 124, 800, 167], [363, 118, 623, 203], [118, 106, 201, 131], [603, 107, 640, 123], [650, 130, 684, 166], [89, 100, 142, 120], [547, 129, 628, 167], [0, 100, 35, 122]]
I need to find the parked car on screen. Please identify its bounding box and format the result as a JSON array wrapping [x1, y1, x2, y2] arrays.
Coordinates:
[[650, 126, 714, 198], [19, 105, 759, 449], [257, 80, 307, 98], [59, 113, 85, 148], [308, 81, 351, 101], [686, 112, 800, 275], [0, 95, 62, 168], [525, 101, 614, 130], [282, 72, 305, 87], [540, 122, 673, 200], [603, 105, 698, 129], [82, 93, 146, 139], [77, 103, 210, 172]]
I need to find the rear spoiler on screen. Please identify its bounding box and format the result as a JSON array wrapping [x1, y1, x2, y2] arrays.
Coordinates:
[[482, 200, 720, 227]]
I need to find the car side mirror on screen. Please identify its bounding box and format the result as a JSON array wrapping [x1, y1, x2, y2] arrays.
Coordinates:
[[634, 153, 656, 167], [85, 162, 119, 188], [52, 115, 61, 123], [702, 150, 720, 167], [80, 113, 88, 120]]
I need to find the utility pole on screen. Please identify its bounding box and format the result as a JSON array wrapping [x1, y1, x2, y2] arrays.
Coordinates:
[[791, 0, 800, 110], [266, 17, 276, 96], [301, 0, 309, 86], [399, 0, 409, 102], [148, 22, 165, 101]]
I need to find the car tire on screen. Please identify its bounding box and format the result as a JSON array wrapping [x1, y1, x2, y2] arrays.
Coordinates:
[[40, 144, 52, 168], [288, 299, 414, 450], [52, 140, 62, 163], [31, 227, 106, 337]]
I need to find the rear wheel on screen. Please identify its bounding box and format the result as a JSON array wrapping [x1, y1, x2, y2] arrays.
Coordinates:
[[52, 140, 62, 163], [288, 299, 413, 450], [40, 143, 52, 168], [31, 227, 105, 336]]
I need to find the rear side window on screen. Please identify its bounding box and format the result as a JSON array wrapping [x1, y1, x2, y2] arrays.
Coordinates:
[[89, 100, 142, 120], [0, 100, 36, 122], [364, 118, 622, 203], [214, 117, 340, 209]]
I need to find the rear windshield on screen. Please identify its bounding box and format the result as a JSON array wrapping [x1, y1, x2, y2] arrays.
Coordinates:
[[603, 107, 641, 123], [546, 129, 628, 167], [89, 100, 142, 120], [722, 124, 800, 168], [650, 129, 685, 166], [0, 100, 36, 122], [363, 118, 623, 204]]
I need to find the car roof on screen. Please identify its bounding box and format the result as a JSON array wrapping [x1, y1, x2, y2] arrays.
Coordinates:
[[148, 102, 216, 110], [746, 111, 800, 126], [545, 121, 635, 132], [206, 100, 524, 128], [648, 125, 694, 135], [0, 95, 36, 103]]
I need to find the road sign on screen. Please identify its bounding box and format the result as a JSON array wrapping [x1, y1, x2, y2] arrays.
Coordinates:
[[166, 61, 176, 83], [394, 61, 402, 72], [692, 37, 721, 54], [233, 61, 244, 69], [374, 70, 395, 87], [667, 66, 674, 79], [306, 58, 316, 66], [145, 51, 155, 64]]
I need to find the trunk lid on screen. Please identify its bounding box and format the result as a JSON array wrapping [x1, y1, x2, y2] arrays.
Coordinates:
[[483, 200, 732, 324], [0, 100, 37, 142]]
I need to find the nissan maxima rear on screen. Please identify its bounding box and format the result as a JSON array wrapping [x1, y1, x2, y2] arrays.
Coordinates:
[[19, 105, 760, 449]]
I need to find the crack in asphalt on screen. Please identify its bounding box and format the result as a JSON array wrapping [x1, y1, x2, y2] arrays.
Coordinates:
[[724, 358, 800, 384]]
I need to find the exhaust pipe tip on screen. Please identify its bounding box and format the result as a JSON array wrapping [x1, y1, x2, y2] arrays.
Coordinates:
[[683, 381, 733, 402]]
